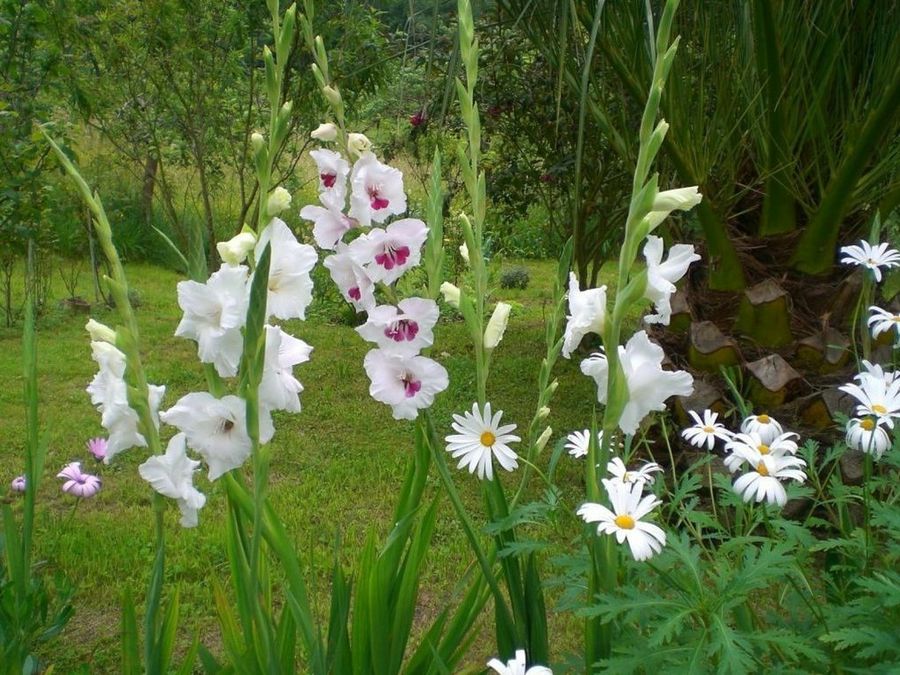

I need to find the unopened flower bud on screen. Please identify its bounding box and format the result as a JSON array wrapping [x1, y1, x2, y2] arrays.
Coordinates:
[[537, 406, 550, 420], [440, 282, 460, 308], [86, 318, 117, 344], [536, 426, 552, 453], [217, 231, 257, 266], [459, 242, 470, 265], [251, 132, 265, 153], [548, 379, 559, 394], [311, 122, 338, 142], [267, 186, 292, 216], [322, 85, 342, 108], [484, 302, 511, 350], [347, 132, 372, 158]]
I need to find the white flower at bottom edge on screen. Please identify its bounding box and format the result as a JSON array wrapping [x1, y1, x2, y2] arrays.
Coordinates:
[[607, 456, 662, 488], [138, 433, 206, 528], [580, 330, 693, 436], [160, 392, 274, 481], [868, 306, 900, 344], [578, 478, 666, 562], [681, 409, 732, 450], [561, 272, 607, 359], [846, 417, 893, 460], [446, 402, 521, 481], [732, 453, 807, 507], [363, 349, 448, 421], [839, 239, 900, 283], [487, 649, 553, 675]]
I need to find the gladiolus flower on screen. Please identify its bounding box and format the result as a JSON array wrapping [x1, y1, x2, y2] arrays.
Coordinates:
[[266, 187, 292, 216], [254, 219, 317, 321], [445, 402, 520, 480], [347, 132, 372, 157], [300, 198, 357, 250], [11, 475, 26, 493], [643, 235, 700, 325], [459, 241, 470, 264], [310, 149, 350, 207], [440, 282, 461, 308], [562, 272, 606, 359], [217, 231, 257, 266], [85, 318, 116, 344], [348, 152, 407, 227], [259, 326, 313, 414], [323, 244, 375, 312], [581, 331, 693, 436], [57, 462, 101, 498], [363, 349, 449, 420], [349, 218, 427, 285], [356, 298, 439, 356], [138, 433, 206, 528]]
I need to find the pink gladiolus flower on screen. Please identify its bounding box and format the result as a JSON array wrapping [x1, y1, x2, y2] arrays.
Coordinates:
[[11, 475, 26, 493], [87, 437, 108, 461], [57, 462, 102, 498]]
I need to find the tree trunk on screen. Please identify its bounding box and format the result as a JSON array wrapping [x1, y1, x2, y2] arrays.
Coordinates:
[[140, 155, 158, 226]]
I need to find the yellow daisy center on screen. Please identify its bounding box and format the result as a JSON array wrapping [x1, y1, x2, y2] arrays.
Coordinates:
[[757, 414, 770, 424], [872, 404, 887, 414], [758, 444, 770, 455], [756, 461, 769, 476], [480, 431, 496, 447], [614, 514, 636, 530], [703, 426, 715, 433], [860, 418, 876, 431]]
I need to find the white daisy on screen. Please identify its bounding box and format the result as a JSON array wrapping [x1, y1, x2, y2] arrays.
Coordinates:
[[487, 649, 552, 675], [606, 456, 663, 488], [578, 478, 667, 562], [681, 409, 732, 450], [739, 413, 783, 445], [839, 374, 900, 429], [855, 359, 899, 386], [846, 417, 893, 460], [839, 239, 900, 283], [868, 306, 900, 344], [732, 452, 807, 507], [138, 433, 206, 528], [724, 430, 800, 473], [561, 272, 607, 359], [445, 402, 520, 481]]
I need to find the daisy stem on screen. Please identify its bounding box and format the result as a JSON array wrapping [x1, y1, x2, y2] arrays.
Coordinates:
[[862, 452, 872, 569], [659, 416, 679, 487]]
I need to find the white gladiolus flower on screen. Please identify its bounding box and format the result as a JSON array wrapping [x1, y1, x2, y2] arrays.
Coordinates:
[[868, 306, 900, 344], [578, 478, 666, 562], [85, 318, 117, 344], [445, 402, 520, 480], [138, 433, 206, 528], [652, 186, 702, 214], [255, 219, 317, 321], [175, 264, 249, 377], [487, 649, 552, 675], [300, 198, 357, 250], [259, 326, 313, 413], [581, 331, 693, 436], [642, 235, 700, 325], [310, 122, 338, 141], [732, 451, 807, 507], [323, 244, 375, 312], [681, 409, 732, 450], [459, 241, 470, 264], [840, 372, 900, 428], [160, 392, 273, 480], [739, 414, 784, 445], [562, 272, 607, 359], [363, 349, 448, 420], [845, 417, 893, 459], [310, 148, 350, 207], [724, 430, 800, 473], [217, 231, 257, 266], [440, 282, 461, 308], [606, 456, 663, 488], [484, 302, 512, 350], [86, 340, 126, 408], [839, 240, 900, 283], [349, 218, 427, 285], [347, 132, 372, 157], [266, 186, 292, 216], [356, 297, 439, 356], [348, 152, 407, 227]]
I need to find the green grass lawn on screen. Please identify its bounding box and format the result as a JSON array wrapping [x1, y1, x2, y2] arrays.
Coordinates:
[[0, 256, 607, 671]]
